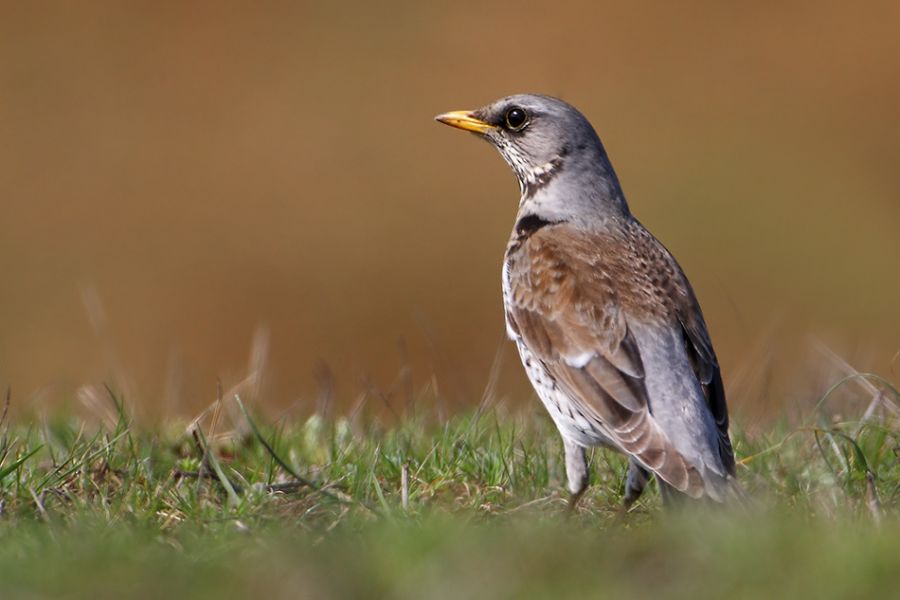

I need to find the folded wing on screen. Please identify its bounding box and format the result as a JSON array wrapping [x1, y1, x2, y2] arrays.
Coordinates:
[[505, 222, 735, 498]]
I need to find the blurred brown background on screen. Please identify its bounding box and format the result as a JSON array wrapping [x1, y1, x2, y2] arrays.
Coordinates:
[[1, 2, 898, 419]]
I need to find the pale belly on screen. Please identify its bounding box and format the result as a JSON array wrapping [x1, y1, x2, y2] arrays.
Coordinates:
[[502, 258, 617, 449], [514, 339, 617, 450]]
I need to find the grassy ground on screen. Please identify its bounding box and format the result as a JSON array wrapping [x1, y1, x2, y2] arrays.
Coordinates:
[[0, 375, 898, 599]]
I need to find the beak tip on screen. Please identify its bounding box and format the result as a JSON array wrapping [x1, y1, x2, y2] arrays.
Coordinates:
[[433, 110, 494, 134], [433, 112, 459, 125]]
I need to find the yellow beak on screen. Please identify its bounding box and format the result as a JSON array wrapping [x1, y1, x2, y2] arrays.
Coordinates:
[[434, 110, 496, 134]]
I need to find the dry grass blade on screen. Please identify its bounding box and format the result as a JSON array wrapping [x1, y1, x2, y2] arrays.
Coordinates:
[[1, 387, 9, 429], [29, 487, 49, 523], [401, 462, 410, 511], [866, 471, 882, 527], [814, 341, 900, 417], [475, 339, 506, 421]]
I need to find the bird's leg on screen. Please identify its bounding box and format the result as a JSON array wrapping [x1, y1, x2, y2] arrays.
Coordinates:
[[622, 458, 650, 511], [563, 438, 589, 513]]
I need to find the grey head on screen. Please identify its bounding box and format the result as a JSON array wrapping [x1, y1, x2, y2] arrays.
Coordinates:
[[436, 94, 631, 224]]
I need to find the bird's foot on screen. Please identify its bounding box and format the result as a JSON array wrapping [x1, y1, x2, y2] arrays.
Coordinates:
[[566, 489, 585, 516]]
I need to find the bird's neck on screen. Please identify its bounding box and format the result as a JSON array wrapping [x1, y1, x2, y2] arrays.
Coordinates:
[[516, 150, 631, 226]]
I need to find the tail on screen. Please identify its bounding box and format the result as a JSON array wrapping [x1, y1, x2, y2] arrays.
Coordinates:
[[658, 469, 750, 509]]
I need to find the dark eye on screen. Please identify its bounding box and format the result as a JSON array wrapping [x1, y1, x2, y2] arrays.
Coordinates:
[[504, 107, 528, 130]]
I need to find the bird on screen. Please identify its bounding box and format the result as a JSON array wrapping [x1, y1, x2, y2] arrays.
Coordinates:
[[435, 94, 739, 510]]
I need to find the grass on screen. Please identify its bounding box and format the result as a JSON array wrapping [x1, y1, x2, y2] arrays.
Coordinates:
[[0, 372, 898, 599]]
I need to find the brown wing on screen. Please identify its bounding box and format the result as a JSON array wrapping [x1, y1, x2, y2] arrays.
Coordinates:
[[505, 223, 708, 497]]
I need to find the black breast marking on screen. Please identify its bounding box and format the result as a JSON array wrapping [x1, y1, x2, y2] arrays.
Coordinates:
[[515, 214, 556, 237]]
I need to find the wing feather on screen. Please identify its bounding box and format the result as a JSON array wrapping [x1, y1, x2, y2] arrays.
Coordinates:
[[505, 223, 714, 497]]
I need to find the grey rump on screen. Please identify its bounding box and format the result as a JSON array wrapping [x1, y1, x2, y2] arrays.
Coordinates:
[[435, 94, 739, 509]]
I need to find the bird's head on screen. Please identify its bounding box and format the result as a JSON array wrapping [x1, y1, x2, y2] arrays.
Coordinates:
[[435, 94, 612, 197], [435, 94, 627, 220]]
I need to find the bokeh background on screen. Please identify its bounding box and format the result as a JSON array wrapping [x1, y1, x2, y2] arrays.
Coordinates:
[[1, 2, 898, 419]]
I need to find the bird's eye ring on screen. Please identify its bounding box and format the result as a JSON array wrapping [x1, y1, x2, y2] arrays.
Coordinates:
[[504, 107, 528, 131]]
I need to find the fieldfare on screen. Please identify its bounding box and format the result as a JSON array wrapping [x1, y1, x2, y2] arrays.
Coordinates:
[[436, 95, 739, 508]]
